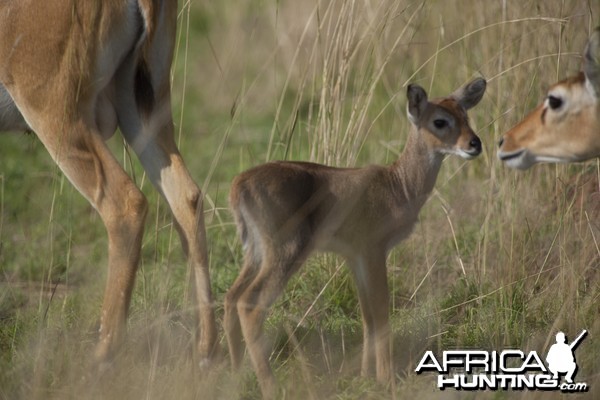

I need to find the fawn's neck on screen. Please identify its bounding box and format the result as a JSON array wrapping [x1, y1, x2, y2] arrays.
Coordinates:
[[391, 128, 444, 208]]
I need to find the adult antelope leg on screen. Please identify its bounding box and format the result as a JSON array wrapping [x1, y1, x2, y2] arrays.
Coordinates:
[[0, 0, 218, 366], [31, 119, 148, 362], [113, 47, 218, 364], [129, 131, 217, 363]]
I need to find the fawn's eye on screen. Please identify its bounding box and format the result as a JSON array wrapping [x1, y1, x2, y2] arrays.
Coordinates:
[[547, 95, 563, 110], [433, 119, 448, 129]]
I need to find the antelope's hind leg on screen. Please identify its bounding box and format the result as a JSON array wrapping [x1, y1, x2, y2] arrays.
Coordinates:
[[236, 240, 311, 399], [115, 91, 218, 363], [112, 31, 218, 367], [29, 117, 148, 363], [224, 248, 261, 370]]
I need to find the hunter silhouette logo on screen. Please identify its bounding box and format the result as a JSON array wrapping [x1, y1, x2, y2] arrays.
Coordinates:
[[546, 330, 587, 384], [415, 329, 589, 392]]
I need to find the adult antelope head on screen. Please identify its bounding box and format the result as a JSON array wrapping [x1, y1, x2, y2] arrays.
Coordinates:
[[498, 27, 600, 169], [0, 1, 217, 365]]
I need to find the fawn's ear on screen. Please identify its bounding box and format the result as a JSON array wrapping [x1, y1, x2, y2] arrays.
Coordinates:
[[407, 84, 428, 124], [584, 27, 600, 96], [452, 78, 486, 110]]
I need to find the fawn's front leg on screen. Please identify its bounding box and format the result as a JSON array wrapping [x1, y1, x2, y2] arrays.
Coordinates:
[[348, 251, 392, 383]]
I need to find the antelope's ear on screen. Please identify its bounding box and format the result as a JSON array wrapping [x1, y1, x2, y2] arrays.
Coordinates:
[[452, 78, 487, 110], [583, 27, 600, 96], [407, 84, 428, 124]]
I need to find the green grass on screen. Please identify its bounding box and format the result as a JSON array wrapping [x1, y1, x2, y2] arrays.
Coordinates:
[[1, 0, 600, 399]]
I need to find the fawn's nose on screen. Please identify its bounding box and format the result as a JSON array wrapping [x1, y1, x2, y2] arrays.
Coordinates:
[[470, 137, 482, 153]]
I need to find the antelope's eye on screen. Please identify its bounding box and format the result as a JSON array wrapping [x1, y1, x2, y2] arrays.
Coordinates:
[[433, 119, 447, 129], [547, 95, 563, 110]]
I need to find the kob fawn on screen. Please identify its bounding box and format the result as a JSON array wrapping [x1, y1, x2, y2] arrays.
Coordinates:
[[224, 78, 486, 397]]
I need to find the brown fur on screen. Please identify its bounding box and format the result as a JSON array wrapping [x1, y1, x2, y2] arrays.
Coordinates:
[[0, 0, 217, 366], [498, 28, 600, 169], [224, 79, 486, 398]]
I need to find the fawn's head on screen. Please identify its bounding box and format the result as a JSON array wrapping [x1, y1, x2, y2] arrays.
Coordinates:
[[407, 78, 486, 160], [498, 28, 600, 169]]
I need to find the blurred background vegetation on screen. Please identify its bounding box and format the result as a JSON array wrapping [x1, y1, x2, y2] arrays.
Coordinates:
[[0, 1, 598, 398]]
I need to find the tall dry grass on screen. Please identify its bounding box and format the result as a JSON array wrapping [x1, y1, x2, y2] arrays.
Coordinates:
[[0, 0, 598, 399]]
